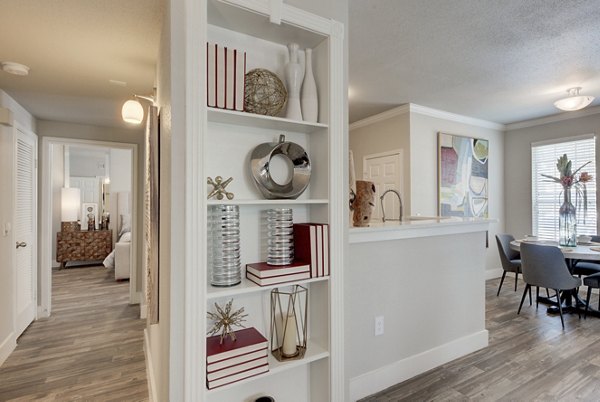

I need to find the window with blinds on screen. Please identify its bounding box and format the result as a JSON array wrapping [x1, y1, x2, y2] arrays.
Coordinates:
[[531, 136, 597, 239]]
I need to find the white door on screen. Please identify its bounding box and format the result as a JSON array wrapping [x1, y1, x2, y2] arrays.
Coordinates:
[[15, 129, 37, 337], [364, 151, 403, 220]]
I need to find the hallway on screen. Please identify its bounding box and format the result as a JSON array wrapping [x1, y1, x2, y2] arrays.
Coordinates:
[[0, 266, 147, 401]]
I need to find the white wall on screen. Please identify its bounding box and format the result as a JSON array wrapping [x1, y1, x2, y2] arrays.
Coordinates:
[[0, 90, 36, 365], [109, 148, 132, 194], [70, 152, 106, 177], [505, 113, 600, 239]]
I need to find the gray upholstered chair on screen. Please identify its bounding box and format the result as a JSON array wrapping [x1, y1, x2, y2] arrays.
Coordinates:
[[574, 235, 600, 277], [583, 272, 600, 319], [495, 234, 522, 296], [519, 242, 582, 328]]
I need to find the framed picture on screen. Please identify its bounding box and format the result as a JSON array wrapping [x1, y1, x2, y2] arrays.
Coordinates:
[[438, 132, 489, 218], [81, 202, 99, 231]]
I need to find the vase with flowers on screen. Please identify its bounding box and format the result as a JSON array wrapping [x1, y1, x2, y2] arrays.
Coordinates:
[[542, 154, 592, 246]]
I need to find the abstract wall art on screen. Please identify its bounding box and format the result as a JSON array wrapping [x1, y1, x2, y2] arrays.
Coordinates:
[[438, 132, 489, 218]]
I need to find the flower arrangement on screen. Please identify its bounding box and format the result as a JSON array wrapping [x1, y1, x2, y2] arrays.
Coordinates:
[[542, 153, 592, 220]]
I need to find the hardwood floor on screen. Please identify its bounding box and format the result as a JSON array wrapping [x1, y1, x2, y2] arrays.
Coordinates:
[[361, 276, 600, 401], [0, 266, 148, 401]]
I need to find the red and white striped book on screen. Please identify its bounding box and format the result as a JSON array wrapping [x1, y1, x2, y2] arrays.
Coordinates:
[[206, 327, 268, 364], [246, 270, 310, 286], [207, 363, 269, 389], [207, 355, 268, 382], [207, 348, 268, 372], [293, 223, 318, 277], [246, 261, 310, 278]]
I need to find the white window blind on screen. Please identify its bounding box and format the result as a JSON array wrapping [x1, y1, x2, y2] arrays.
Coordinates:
[[531, 136, 597, 239]]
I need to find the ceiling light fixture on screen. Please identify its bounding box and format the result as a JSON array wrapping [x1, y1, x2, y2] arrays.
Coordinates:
[[1, 61, 30, 76], [121, 95, 154, 124], [554, 87, 595, 111]]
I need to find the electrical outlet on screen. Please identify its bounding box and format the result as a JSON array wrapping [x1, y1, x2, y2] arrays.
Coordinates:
[[375, 316, 384, 336]]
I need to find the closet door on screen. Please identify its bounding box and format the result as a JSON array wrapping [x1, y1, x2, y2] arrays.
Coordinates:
[[14, 128, 37, 337]]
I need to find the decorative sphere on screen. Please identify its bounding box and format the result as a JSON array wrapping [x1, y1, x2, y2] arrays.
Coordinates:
[[244, 68, 287, 116]]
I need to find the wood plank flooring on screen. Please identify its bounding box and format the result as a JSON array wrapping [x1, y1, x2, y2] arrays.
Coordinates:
[[361, 276, 600, 401], [0, 266, 148, 401]]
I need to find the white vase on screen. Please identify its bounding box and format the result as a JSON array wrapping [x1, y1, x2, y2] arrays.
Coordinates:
[[301, 48, 318, 122], [284, 43, 303, 121]]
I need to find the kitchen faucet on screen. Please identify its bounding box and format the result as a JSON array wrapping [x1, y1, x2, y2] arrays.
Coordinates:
[[380, 189, 403, 222]]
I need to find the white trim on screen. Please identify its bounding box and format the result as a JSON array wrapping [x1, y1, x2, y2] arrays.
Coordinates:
[[144, 329, 158, 402], [348, 330, 489, 401], [531, 133, 595, 148], [40, 137, 139, 317], [349, 104, 410, 131], [37, 305, 49, 319], [485, 267, 504, 280], [350, 103, 504, 132], [0, 332, 16, 367], [140, 303, 147, 320], [506, 105, 600, 131], [131, 291, 142, 304], [409, 103, 505, 130]]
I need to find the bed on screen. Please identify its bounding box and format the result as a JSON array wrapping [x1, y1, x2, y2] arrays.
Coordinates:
[[103, 191, 131, 280]]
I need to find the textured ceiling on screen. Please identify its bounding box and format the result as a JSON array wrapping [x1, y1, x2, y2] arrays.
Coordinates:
[[0, 0, 161, 129], [349, 0, 600, 124]]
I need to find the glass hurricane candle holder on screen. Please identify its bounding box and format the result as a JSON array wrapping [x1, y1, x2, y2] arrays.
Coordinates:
[[270, 285, 307, 361]]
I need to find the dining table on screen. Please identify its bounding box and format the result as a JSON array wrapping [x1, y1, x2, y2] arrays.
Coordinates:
[[510, 238, 600, 316]]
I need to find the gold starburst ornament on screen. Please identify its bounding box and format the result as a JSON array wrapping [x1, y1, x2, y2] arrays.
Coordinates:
[[207, 299, 248, 344]]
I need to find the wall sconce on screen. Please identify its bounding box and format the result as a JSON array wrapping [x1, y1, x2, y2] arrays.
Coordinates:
[[121, 94, 155, 124]]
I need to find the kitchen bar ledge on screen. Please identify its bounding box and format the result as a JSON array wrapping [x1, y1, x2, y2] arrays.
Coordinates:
[[349, 217, 497, 243]]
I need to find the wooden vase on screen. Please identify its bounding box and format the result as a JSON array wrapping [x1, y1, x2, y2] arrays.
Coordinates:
[[351, 180, 376, 227]]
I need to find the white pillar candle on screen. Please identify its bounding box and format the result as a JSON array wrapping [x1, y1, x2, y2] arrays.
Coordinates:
[[282, 313, 297, 357]]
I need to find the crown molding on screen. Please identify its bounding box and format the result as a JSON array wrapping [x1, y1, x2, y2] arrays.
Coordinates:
[[505, 105, 600, 131], [349, 104, 410, 131], [408, 104, 505, 131], [350, 103, 504, 131]]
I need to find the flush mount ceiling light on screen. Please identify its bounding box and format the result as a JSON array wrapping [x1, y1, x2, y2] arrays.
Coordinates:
[[554, 87, 595, 111], [1, 61, 30, 76], [121, 95, 154, 124]]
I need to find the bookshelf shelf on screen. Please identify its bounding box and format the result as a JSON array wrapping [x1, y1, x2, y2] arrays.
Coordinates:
[[208, 108, 328, 134], [206, 275, 329, 300], [206, 198, 329, 206]]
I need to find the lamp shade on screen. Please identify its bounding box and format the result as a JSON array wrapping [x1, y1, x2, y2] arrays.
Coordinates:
[[554, 87, 595, 111], [61, 187, 81, 222], [121, 100, 144, 124]]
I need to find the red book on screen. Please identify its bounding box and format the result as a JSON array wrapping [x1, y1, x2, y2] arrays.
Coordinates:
[[207, 355, 268, 381], [293, 223, 318, 277], [207, 363, 269, 389], [207, 348, 267, 372], [306, 223, 329, 277], [206, 327, 268, 364], [246, 270, 310, 286], [246, 261, 310, 278]]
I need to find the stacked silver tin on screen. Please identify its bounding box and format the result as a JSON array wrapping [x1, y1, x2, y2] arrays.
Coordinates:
[[208, 205, 241, 286], [267, 208, 294, 265]]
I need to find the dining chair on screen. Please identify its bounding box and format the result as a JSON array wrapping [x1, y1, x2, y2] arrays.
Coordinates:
[[583, 272, 600, 319], [574, 235, 600, 277], [518, 242, 582, 329], [495, 234, 521, 296]]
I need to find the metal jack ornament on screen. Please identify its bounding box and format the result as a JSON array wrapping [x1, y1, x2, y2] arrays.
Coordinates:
[[207, 176, 234, 200]]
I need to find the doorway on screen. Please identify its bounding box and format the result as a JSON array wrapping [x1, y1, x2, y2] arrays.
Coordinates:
[[363, 150, 403, 220], [40, 137, 139, 318]]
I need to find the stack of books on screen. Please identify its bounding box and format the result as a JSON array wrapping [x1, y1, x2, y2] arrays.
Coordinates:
[[206, 43, 246, 111], [293, 223, 330, 278], [246, 261, 310, 286], [206, 327, 269, 390]]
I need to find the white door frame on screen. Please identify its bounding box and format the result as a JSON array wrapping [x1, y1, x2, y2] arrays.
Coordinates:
[[13, 121, 38, 331], [40, 137, 139, 318]]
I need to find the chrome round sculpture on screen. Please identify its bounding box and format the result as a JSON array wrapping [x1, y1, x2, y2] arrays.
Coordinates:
[[250, 134, 311, 199], [267, 208, 294, 266], [208, 205, 241, 287]]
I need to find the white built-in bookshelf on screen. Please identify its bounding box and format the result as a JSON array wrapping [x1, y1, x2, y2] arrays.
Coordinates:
[[194, 1, 345, 400]]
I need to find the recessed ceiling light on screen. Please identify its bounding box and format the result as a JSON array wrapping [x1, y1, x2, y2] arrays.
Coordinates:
[[1, 62, 30, 76]]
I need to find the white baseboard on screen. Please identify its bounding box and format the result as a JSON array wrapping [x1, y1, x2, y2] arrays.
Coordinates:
[[0, 332, 16, 367], [144, 329, 157, 402], [140, 303, 147, 320], [131, 291, 141, 305], [37, 305, 50, 319], [349, 330, 489, 401], [485, 267, 504, 280]]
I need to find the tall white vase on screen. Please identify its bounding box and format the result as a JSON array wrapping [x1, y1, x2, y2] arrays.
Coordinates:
[[284, 43, 303, 121], [301, 48, 318, 122]]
